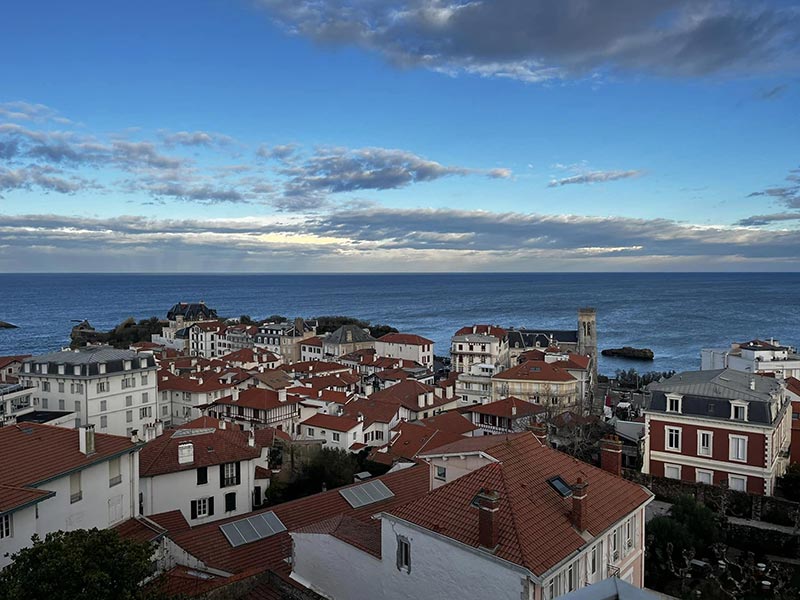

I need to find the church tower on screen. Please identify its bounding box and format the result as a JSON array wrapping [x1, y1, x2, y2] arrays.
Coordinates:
[[577, 308, 598, 394]]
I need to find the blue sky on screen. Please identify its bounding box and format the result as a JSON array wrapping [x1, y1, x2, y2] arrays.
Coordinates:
[[2, 0, 800, 271]]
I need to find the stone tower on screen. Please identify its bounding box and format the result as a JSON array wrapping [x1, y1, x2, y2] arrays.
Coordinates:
[[577, 307, 598, 393]]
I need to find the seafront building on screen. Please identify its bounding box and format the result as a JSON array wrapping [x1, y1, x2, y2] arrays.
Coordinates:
[[701, 338, 800, 379], [374, 332, 435, 367], [19, 346, 158, 437]]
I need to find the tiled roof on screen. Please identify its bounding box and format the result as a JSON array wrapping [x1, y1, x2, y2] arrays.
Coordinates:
[[0, 355, 31, 370], [465, 397, 545, 419], [378, 333, 433, 346], [301, 413, 360, 432], [280, 361, 350, 376], [493, 360, 576, 383], [417, 411, 478, 435], [148, 509, 191, 535], [454, 324, 508, 338], [249, 369, 292, 390], [220, 348, 278, 364], [342, 398, 401, 428], [139, 425, 260, 477], [369, 380, 444, 411], [113, 516, 166, 543], [325, 324, 376, 346], [787, 377, 800, 397], [391, 433, 652, 576], [295, 514, 381, 558], [374, 368, 409, 381], [26, 346, 152, 367], [418, 432, 529, 457], [158, 370, 236, 393], [0, 483, 54, 514], [166, 463, 429, 575], [214, 388, 302, 411], [300, 336, 323, 347], [385, 421, 464, 460]]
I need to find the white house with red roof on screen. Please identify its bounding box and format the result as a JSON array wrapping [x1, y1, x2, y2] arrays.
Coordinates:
[[204, 387, 303, 434], [492, 359, 582, 415], [462, 396, 546, 435], [369, 379, 456, 421], [299, 336, 324, 362], [139, 416, 276, 525], [290, 432, 652, 600], [375, 333, 434, 367], [450, 324, 508, 374], [0, 354, 30, 384], [0, 423, 142, 569], [188, 321, 228, 358], [298, 413, 364, 452]]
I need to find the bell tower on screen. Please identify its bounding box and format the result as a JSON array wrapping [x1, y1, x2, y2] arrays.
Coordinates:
[[577, 308, 598, 393]]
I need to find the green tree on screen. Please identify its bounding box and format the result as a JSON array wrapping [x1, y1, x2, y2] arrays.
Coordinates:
[[0, 529, 163, 600], [239, 314, 253, 324], [778, 462, 800, 501]]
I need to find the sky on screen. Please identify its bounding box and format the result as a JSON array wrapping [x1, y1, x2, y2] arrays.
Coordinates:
[[1, 0, 800, 272]]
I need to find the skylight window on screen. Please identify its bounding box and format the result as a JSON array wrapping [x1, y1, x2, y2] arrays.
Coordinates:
[[339, 480, 394, 508], [219, 511, 286, 547], [547, 476, 573, 497]]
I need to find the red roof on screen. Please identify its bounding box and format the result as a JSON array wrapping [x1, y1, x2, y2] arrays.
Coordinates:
[[113, 516, 166, 543], [301, 336, 323, 347], [342, 398, 401, 428], [139, 425, 261, 477], [787, 377, 800, 397], [295, 514, 381, 558], [214, 388, 302, 411], [384, 421, 464, 460], [454, 325, 507, 338], [280, 361, 350, 376], [418, 411, 478, 436], [370, 380, 445, 412], [149, 509, 191, 535], [378, 333, 433, 346], [0, 354, 31, 370], [465, 397, 545, 419], [391, 433, 652, 576], [220, 348, 278, 364], [300, 413, 360, 432], [0, 423, 139, 513], [418, 432, 529, 456], [493, 360, 576, 383], [374, 368, 409, 381]]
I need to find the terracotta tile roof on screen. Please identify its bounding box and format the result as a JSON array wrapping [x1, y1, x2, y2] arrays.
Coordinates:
[[113, 516, 166, 543], [493, 360, 576, 383], [0, 355, 31, 370], [0, 423, 139, 493], [139, 425, 260, 477], [148, 509, 191, 535], [300, 372, 359, 390], [150, 565, 232, 598], [338, 348, 377, 363], [787, 377, 800, 397], [378, 333, 433, 346], [295, 514, 381, 558], [349, 442, 367, 451], [301, 336, 323, 347], [300, 413, 360, 432], [418, 432, 529, 457], [454, 325, 507, 338], [214, 388, 303, 411], [166, 463, 429, 575], [342, 398, 401, 428], [0, 483, 54, 513], [391, 433, 652, 576], [158, 369, 236, 393], [385, 421, 465, 460], [191, 320, 227, 332], [253, 427, 291, 447], [374, 368, 409, 381], [254, 465, 271, 479], [465, 397, 545, 419], [220, 348, 279, 364], [369, 380, 444, 412], [280, 361, 350, 376], [318, 389, 350, 404], [418, 411, 478, 436], [249, 369, 292, 390]]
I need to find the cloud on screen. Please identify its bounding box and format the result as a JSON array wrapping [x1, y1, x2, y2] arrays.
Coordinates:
[[160, 130, 235, 147], [258, 1, 800, 83], [548, 169, 642, 187], [760, 83, 789, 100], [736, 212, 800, 226], [137, 182, 248, 204], [0, 165, 92, 195], [257, 143, 299, 161], [0, 101, 72, 124], [748, 165, 800, 208]]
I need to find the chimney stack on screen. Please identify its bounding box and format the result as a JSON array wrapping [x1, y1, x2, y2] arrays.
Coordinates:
[[178, 441, 194, 464], [600, 435, 623, 477], [155, 420, 164, 436], [571, 478, 589, 531], [219, 419, 226, 429], [476, 490, 501, 551], [248, 429, 255, 447], [79, 424, 96, 455], [527, 421, 547, 445], [278, 388, 287, 403], [130, 428, 139, 444]]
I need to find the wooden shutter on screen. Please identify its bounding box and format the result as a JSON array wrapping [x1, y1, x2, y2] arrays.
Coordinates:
[[235, 461, 241, 485], [190, 500, 198, 520], [219, 463, 226, 487], [208, 496, 215, 516]]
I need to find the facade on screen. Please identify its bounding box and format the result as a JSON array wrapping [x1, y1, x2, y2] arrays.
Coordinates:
[[701, 339, 800, 379], [643, 369, 792, 495], [322, 324, 376, 360], [255, 318, 318, 363], [139, 417, 268, 524], [0, 354, 30, 383], [298, 413, 364, 451], [375, 333, 434, 367], [188, 321, 227, 358], [151, 301, 217, 351], [204, 387, 303, 434], [450, 325, 508, 374], [299, 336, 324, 362], [456, 363, 497, 405], [20, 347, 158, 437], [492, 360, 581, 414], [157, 369, 241, 427], [463, 396, 545, 435], [787, 378, 800, 464], [0, 423, 141, 569]]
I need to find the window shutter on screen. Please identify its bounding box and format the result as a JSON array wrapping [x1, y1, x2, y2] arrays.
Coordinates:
[[208, 497, 215, 516], [220, 463, 226, 487], [226, 492, 236, 512], [190, 500, 198, 520], [235, 461, 241, 485]]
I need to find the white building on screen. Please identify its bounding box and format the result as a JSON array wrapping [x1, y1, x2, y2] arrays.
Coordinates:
[[139, 416, 272, 524], [20, 347, 158, 437], [151, 301, 218, 351], [0, 423, 141, 569], [450, 325, 507, 374], [701, 339, 800, 379], [456, 363, 497, 405], [375, 333, 434, 367], [298, 413, 364, 451], [188, 321, 227, 358]]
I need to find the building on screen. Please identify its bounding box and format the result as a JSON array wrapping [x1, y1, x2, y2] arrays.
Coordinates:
[[375, 333, 434, 367], [492, 360, 581, 414], [369, 379, 455, 421], [204, 387, 303, 434], [643, 369, 792, 495], [787, 378, 800, 464], [20, 347, 158, 436], [322, 324, 376, 359], [219, 323, 259, 354], [188, 321, 227, 358], [255, 318, 318, 363], [701, 339, 800, 379], [298, 413, 364, 451], [0, 423, 141, 569], [299, 336, 324, 362], [0, 354, 30, 383], [456, 362, 498, 405], [291, 433, 653, 599], [450, 325, 508, 374], [151, 301, 217, 351], [462, 396, 545, 435], [139, 416, 272, 524]]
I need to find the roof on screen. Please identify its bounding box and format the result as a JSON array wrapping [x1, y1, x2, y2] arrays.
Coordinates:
[[0, 423, 139, 514], [300, 413, 360, 432], [26, 346, 153, 367], [454, 325, 508, 339], [378, 333, 434, 346], [167, 302, 217, 321], [214, 388, 302, 411], [417, 411, 479, 436], [0, 355, 30, 370], [391, 433, 652, 576], [419, 432, 529, 457], [342, 398, 401, 428], [465, 397, 545, 419], [149, 509, 191, 535], [787, 377, 800, 397], [279, 361, 350, 376], [165, 463, 429, 575], [648, 368, 782, 402], [369, 380, 445, 412], [113, 516, 167, 544], [249, 369, 292, 390], [493, 360, 576, 383], [383, 420, 465, 460], [325, 324, 376, 346], [300, 336, 323, 347], [139, 424, 261, 477], [507, 329, 578, 349], [294, 514, 381, 558]]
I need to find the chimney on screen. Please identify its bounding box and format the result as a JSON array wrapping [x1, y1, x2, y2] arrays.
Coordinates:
[[600, 435, 623, 477], [475, 490, 501, 551], [78, 424, 96, 455], [219, 419, 226, 430], [248, 429, 255, 447], [571, 478, 589, 531], [155, 420, 164, 436], [130, 428, 139, 444], [527, 421, 547, 445], [144, 423, 156, 442], [278, 388, 287, 403], [178, 441, 194, 464], [750, 378, 756, 391], [418, 393, 426, 408]]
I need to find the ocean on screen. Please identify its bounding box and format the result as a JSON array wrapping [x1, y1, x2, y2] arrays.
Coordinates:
[[1, 272, 798, 376]]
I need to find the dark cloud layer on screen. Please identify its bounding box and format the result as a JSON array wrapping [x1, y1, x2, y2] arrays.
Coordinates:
[[259, 1, 800, 82]]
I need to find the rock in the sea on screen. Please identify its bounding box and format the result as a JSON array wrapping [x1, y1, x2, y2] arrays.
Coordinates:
[[601, 346, 654, 360], [0, 321, 18, 329]]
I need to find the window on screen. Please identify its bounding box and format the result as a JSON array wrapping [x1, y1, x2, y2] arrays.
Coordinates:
[[42, 381, 50, 392], [567, 562, 577, 592], [221, 462, 240, 487], [396, 536, 411, 572], [58, 399, 65, 410], [729, 435, 748, 462], [666, 427, 682, 451], [729, 475, 747, 492], [307, 427, 314, 437], [100, 415, 107, 428], [332, 432, 340, 442], [141, 374, 149, 386], [125, 395, 133, 407], [731, 402, 748, 421], [58, 382, 65, 393], [75, 382, 83, 394], [667, 395, 681, 413], [664, 464, 681, 480], [435, 465, 447, 481], [696, 469, 713, 485], [70, 472, 82, 503], [191, 497, 214, 519], [109, 457, 122, 487], [139, 406, 151, 419], [162, 405, 169, 416], [611, 528, 620, 560], [97, 382, 107, 394], [625, 517, 635, 551], [0, 514, 11, 539], [590, 544, 598, 575], [225, 492, 237, 512], [126, 410, 133, 423], [697, 430, 713, 456], [74, 401, 81, 413], [42, 398, 48, 409], [100, 400, 107, 412], [197, 466, 208, 485]]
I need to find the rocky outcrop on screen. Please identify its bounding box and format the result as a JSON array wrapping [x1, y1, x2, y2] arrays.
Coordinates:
[[601, 346, 654, 360], [0, 321, 18, 329]]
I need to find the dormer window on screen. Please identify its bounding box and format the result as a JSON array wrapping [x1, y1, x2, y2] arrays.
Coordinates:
[[666, 394, 682, 413], [731, 401, 748, 421]]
